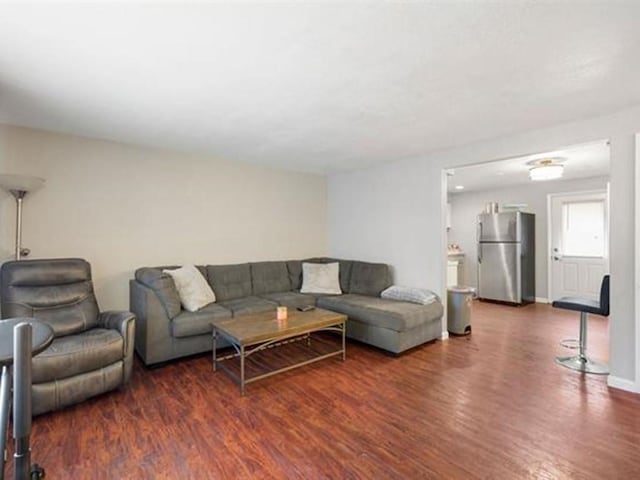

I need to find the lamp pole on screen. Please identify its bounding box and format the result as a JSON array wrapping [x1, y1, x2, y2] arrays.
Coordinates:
[[13, 190, 26, 260], [0, 175, 45, 261]]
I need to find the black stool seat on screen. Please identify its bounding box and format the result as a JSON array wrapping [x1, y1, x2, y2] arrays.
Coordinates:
[[552, 298, 604, 316], [552, 275, 609, 375]]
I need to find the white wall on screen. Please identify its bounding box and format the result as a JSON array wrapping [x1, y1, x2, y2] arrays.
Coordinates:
[[329, 104, 640, 389], [448, 176, 609, 298], [0, 128, 12, 254], [0, 125, 328, 310]]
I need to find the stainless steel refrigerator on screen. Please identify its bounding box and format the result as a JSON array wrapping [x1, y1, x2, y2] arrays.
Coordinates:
[[477, 211, 535, 304]]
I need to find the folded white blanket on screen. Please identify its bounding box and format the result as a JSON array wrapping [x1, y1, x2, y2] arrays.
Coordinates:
[[380, 285, 439, 305]]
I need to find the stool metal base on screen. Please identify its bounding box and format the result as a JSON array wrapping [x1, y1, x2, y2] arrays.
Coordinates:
[[555, 355, 609, 375]]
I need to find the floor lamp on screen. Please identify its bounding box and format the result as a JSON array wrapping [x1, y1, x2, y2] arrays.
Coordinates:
[[0, 174, 45, 260]]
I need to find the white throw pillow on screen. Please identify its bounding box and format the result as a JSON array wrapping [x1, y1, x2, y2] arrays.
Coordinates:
[[300, 262, 342, 295], [163, 264, 216, 312]]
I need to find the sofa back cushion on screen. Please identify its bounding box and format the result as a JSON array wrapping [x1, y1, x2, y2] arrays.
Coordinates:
[[349, 261, 392, 297], [251, 261, 290, 295], [1, 258, 100, 337], [286, 260, 303, 290], [207, 263, 252, 301], [135, 268, 182, 319], [304, 257, 353, 293]]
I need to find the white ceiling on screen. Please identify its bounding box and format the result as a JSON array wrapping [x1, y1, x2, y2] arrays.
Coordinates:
[[446, 140, 610, 193], [1, 3, 639, 175]]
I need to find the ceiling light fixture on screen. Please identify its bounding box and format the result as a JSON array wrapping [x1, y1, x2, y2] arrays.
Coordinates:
[[528, 158, 564, 181], [455, 185, 464, 190]]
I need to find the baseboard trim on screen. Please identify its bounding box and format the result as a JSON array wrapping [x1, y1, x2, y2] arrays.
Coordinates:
[[608, 375, 640, 394], [535, 297, 549, 304], [441, 331, 449, 340]]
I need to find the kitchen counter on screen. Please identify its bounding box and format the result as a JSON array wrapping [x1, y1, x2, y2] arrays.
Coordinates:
[[447, 252, 465, 286]]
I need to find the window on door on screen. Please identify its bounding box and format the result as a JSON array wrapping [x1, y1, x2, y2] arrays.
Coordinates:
[[562, 200, 605, 257]]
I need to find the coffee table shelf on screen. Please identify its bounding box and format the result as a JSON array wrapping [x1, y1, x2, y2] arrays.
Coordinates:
[[212, 309, 346, 395]]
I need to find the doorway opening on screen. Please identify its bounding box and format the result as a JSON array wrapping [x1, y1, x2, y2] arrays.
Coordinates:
[[443, 139, 610, 366], [444, 140, 609, 303]]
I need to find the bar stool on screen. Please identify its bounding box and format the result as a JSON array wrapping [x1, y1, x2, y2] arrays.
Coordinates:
[[552, 275, 609, 374]]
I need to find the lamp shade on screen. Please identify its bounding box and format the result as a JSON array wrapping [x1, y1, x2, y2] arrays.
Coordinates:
[[0, 174, 45, 195]]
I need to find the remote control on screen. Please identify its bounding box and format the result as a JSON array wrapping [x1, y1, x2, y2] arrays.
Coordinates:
[[298, 305, 315, 312]]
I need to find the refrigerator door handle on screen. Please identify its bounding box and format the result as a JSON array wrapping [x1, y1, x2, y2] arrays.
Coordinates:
[[477, 222, 483, 263]]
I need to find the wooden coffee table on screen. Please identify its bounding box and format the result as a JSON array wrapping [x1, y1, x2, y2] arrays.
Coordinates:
[[212, 308, 346, 395]]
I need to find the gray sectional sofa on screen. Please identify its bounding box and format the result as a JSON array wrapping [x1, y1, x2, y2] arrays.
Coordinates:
[[130, 258, 443, 366]]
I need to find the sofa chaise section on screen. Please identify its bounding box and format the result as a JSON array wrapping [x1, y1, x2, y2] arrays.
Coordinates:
[[317, 294, 443, 354], [315, 259, 442, 354]]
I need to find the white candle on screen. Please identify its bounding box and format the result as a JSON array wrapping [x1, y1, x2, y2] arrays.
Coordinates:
[[276, 306, 288, 320]]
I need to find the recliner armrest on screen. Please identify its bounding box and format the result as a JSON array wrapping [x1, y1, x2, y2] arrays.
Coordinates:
[[99, 310, 136, 332], [99, 310, 136, 383]]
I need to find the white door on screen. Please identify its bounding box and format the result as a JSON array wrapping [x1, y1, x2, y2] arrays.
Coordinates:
[[549, 191, 609, 301]]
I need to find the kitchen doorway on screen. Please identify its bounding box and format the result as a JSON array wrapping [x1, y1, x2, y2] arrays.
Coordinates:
[[445, 140, 610, 305], [548, 190, 609, 302]]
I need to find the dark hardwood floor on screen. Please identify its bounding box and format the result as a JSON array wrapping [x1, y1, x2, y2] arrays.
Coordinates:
[[17, 302, 640, 479]]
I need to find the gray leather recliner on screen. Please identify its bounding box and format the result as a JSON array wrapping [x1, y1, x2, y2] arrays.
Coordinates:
[[0, 258, 135, 415]]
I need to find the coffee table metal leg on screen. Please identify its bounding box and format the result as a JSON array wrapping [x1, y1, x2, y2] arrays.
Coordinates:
[[240, 345, 245, 396], [342, 322, 346, 361], [212, 328, 217, 372]]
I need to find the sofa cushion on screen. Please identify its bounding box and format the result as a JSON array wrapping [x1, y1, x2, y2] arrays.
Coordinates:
[[171, 303, 232, 338], [251, 261, 291, 295], [304, 257, 353, 293], [259, 292, 317, 310], [349, 261, 392, 297], [317, 294, 443, 332], [144, 265, 208, 279], [207, 264, 252, 301], [286, 261, 303, 290], [32, 328, 123, 383], [217, 296, 278, 317], [136, 265, 207, 316], [135, 268, 182, 319]]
